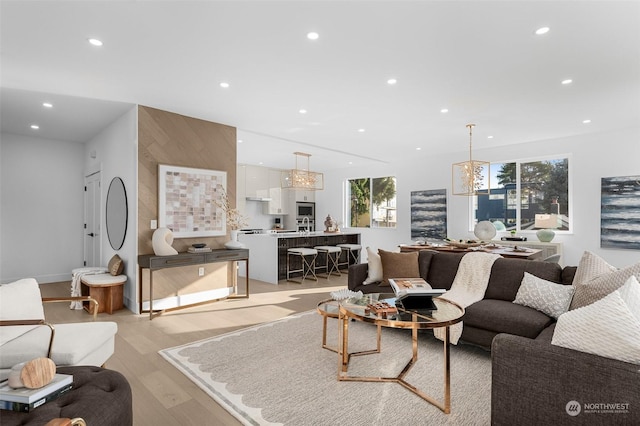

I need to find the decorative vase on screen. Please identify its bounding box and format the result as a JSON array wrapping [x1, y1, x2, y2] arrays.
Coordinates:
[[536, 228, 555, 242], [474, 220, 497, 241], [152, 227, 178, 256], [225, 229, 245, 249]]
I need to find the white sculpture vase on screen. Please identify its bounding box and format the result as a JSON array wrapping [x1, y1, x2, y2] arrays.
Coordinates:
[[152, 227, 178, 256], [225, 229, 245, 249]]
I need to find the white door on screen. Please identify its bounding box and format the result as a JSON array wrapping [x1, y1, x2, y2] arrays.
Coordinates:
[[84, 172, 101, 267]]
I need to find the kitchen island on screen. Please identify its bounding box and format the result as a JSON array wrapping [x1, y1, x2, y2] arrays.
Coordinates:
[[238, 231, 361, 284]]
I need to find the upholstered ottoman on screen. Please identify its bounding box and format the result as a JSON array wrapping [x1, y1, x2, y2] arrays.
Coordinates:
[[0, 366, 132, 426]]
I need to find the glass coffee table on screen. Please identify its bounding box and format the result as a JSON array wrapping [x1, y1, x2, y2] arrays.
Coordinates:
[[337, 293, 464, 414], [316, 298, 381, 355]]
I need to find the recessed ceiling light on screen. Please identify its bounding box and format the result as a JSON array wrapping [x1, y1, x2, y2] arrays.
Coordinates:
[[42, 102, 53, 108], [88, 38, 103, 46], [299, 109, 307, 114], [30, 124, 39, 130], [358, 128, 365, 133], [220, 82, 230, 88], [487, 135, 494, 139], [416, 147, 422, 151], [348, 161, 353, 165], [583, 119, 592, 124], [561, 79, 573, 85], [387, 78, 397, 85], [307, 32, 319, 40], [535, 27, 550, 35], [440, 108, 449, 113], [238, 139, 243, 143]]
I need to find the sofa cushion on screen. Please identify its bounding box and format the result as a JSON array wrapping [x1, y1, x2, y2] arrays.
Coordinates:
[[484, 258, 563, 301], [425, 252, 465, 290], [378, 249, 420, 286], [553, 275, 640, 365], [464, 299, 553, 339], [363, 247, 383, 284], [570, 252, 640, 309], [513, 272, 575, 319]]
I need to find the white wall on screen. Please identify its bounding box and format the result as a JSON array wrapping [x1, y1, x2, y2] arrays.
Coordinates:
[[84, 106, 138, 311], [316, 126, 640, 268], [0, 106, 138, 314], [0, 133, 85, 283]]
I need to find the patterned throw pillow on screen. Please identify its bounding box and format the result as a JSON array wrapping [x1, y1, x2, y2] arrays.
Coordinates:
[[570, 252, 640, 309], [552, 275, 640, 365], [108, 254, 124, 276], [513, 272, 575, 319], [363, 247, 383, 285]]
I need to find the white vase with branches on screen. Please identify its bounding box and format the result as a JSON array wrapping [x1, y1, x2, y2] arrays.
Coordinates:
[[216, 186, 249, 249]]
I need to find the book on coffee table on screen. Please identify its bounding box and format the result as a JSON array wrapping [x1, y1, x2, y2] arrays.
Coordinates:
[[0, 373, 73, 406], [389, 278, 446, 311]]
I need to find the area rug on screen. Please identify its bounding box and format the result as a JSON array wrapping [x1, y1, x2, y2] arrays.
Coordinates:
[[159, 310, 492, 425]]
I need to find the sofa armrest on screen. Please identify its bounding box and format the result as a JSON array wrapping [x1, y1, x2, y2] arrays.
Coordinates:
[[347, 263, 369, 291], [491, 333, 640, 425]]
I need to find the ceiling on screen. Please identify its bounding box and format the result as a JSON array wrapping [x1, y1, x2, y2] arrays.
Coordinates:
[[1, 1, 639, 171]]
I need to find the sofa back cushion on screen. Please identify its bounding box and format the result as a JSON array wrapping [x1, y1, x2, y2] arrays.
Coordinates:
[[485, 258, 563, 301], [425, 252, 465, 290]]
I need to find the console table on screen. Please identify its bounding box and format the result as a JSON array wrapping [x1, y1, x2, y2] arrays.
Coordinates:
[[138, 249, 249, 320]]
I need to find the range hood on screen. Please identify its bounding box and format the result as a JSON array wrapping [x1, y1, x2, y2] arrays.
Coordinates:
[[246, 196, 272, 202]]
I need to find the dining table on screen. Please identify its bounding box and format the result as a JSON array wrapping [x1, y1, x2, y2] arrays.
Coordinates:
[[399, 243, 543, 260]]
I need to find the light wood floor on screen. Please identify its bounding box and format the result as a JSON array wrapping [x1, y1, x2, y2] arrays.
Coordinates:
[[40, 274, 348, 426]]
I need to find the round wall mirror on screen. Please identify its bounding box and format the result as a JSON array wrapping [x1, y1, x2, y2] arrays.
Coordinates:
[[106, 177, 128, 250]]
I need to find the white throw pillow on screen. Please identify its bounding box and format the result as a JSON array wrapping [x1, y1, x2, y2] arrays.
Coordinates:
[[513, 272, 575, 319], [570, 252, 640, 309], [363, 247, 383, 285], [552, 275, 640, 365]]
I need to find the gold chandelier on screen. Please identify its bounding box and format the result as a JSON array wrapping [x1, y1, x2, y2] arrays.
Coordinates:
[[452, 124, 490, 196], [281, 152, 324, 190]]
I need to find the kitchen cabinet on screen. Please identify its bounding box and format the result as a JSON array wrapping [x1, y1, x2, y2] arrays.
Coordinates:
[[244, 165, 270, 199], [263, 169, 289, 215]]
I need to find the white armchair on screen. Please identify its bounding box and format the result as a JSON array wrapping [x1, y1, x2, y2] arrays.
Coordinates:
[[0, 278, 118, 381]]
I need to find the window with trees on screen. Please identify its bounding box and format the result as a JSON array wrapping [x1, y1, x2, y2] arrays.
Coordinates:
[[348, 176, 397, 228], [474, 157, 569, 232]]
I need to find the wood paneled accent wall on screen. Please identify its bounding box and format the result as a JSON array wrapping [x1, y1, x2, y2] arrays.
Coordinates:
[[138, 105, 237, 254]]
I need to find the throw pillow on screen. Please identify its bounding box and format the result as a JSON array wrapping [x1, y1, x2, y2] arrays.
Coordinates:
[[552, 275, 640, 365], [513, 272, 575, 319], [572, 250, 617, 285], [378, 249, 420, 286], [570, 252, 640, 309], [108, 254, 124, 276], [363, 247, 383, 285]]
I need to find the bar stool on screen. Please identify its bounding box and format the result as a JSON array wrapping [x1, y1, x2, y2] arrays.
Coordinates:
[[313, 245, 342, 278], [336, 243, 362, 270], [287, 248, 318, 283]]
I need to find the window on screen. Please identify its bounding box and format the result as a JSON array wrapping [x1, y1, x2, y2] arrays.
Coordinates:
[[474, 157, 569, 232], [348, 176, 397, 228]]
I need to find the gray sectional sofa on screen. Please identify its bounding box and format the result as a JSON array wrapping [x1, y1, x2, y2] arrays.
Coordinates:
[[348, 249, 576, 348], [348, 249, 640, 424]]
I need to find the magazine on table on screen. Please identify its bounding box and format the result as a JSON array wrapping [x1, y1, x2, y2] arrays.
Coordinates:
[[389, 278, 446, 311], [388, 278, 445, 297]]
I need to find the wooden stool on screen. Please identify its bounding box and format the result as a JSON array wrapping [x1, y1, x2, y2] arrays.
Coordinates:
[[80, 274, 126, 314]]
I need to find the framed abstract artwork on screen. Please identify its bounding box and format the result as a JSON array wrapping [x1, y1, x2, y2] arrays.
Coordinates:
[[158, 165, 227, 238], [601, 175, 640, 250], [410, 189, 447, 240]]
